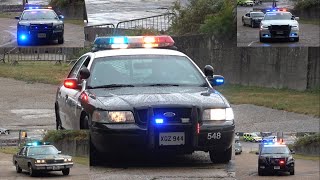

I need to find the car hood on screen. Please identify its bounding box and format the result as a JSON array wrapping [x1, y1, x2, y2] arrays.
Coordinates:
[[261, 154, 291, 158], [261, 20, 298, 26], [18, 19, 63, 26], [90, 87, 229, 110], [29, 154, 71, 159]]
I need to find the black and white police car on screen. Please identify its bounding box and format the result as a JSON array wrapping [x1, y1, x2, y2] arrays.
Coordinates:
[[54, 35, 235, 165], [15, 5, 64, 45], [259, 9, 299, 42]]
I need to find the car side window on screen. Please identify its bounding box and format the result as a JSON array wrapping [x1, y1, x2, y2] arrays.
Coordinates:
[[18, 147, 25, 155], [21, 147, 27, 156], [68, 56, 88, 78], [76, 56, 91, 79]]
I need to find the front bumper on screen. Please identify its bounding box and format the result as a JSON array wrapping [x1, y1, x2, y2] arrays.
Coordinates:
[[259, 162, 294, 172], [33, 162, 73, 171], [260, 27, 299, 39], [17, 29, 63, 41], [91, 106, 234, 154]]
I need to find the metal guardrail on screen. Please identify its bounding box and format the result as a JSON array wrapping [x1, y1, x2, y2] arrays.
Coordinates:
[[115, 13, 176, 35], [0, 47, 84, 63]]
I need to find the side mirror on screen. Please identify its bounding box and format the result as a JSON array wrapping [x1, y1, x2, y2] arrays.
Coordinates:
[[58, 151, 61, 154], [79, 67, 90, 80], [295, 17, 299, 21], [15, 16, 20, 20], [290, 150, 295, 154], [255, 152, 259, 155], [209, 75, 225, 86], [58, 15, 64, 20], [204, 65, 214, 77], [63, 78, 81, 89]]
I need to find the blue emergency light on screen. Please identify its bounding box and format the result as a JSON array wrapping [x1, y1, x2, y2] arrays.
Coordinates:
[[20, 34, 27, 41], [215, 78, 224, 86], [155, 118, 164, 124]]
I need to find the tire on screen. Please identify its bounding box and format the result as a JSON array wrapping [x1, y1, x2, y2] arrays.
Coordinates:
[[15, 162, 22, 173], [90, 137, 102, 166], [290, 168, 295, 175], [58, 36, 64, 44], [251, 21, 254, 28], [80, 114, 89, 129], [55, 103, 63, 130], [28, 164, 36, 177], [62, 168, 70, 175], [258, 168, 264, 176], [242, 19, 246, 26], [260, 36, 265, 43], [209, 147, 232, 163], [294, 37, 299, 42]]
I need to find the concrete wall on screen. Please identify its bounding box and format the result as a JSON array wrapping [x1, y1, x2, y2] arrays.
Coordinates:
[[52, 139, 89, 157], [172, 35, 320, 91], [54, 4, 85, 20], [0, 5, 23, 12]]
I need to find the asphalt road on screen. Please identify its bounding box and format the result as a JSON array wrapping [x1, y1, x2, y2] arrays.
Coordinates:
[[0, 77, 319, 132], [236, 152, 320, 180], [0, 152, 89, 180], [237, 4, 320, 47], [90, 152, 236, 180], [0, 18, 85, 48]]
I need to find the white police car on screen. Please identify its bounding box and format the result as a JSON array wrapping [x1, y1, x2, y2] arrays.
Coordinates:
[[54, 35, 235, 165], [259, 9, 299, 42]]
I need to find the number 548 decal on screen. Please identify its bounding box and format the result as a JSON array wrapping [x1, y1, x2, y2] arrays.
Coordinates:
[[207, 132, 221, 140]]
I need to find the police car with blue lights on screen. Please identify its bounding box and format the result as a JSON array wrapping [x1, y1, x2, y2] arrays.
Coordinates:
[[256, 140, 295, 176], [259, 8, 299, 42], [54, 35, 235, 165], [13, 141, 73, 176], [15, 5, 64, 45]]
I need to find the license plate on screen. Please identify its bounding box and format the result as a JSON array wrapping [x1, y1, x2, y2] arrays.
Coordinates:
[[274, 166, 280, 169], [52, 166, 60, 170], [159, 132, 185, 146], [276, 31, 284, 35], [38, 33, 46, 38]]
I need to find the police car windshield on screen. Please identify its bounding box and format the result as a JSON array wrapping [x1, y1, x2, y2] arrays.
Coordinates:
[[28, 146, 59, 156], [251, 12, 264, 17], [261, 146, 290, 154], [88, 55, 206, 88], [264, 13, 292, 20], [21, 10, 57, 20]]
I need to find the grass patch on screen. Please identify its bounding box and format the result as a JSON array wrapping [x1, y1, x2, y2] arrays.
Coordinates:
[[216, 84, 320, 117], [299, 18, 320, 26], [293, 154, 320, 161], [0, 12, 20, 19], [0, 147, 19, 155], [73, 156, 89, 166], [0, 61, 71, 85], [43, 130, 89, 142]]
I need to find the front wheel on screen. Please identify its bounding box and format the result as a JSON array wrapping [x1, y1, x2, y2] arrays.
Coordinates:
[[209, 147, 232, 163], [258, 168, 264, 176], [58, 36, 64, 44], [15, 163, 22, 173], [290, 168, 295, 175], [28, 164, 36, 177], [62, 168, 70, 175]]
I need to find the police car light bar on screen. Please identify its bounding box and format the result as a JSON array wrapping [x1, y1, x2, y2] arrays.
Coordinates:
[[92, 36, 175, 51], [266, 8, 287, 12], [24, 4, 53, 10], [26, 141, 50, 146]]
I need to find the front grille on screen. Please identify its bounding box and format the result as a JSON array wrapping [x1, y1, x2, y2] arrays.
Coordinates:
[[269, 25, 291, 37], [46, 159, 64, 164], [30, 24, 53, 31], [136, 108, 192, 124]]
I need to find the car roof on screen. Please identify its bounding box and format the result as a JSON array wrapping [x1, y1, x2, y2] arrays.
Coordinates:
[[263, 144, 287, 147], [25, 145, 54, 147], [92, 48, 188, 59]]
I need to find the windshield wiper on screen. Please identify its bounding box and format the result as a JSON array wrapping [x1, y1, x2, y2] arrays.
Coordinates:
[[88, 84, 135, 89], [146, 83, 180, 87]]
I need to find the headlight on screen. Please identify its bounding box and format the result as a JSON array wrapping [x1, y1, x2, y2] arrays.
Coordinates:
[[35, 159, 45, 163], [92, 110, 135, 123], [64, 158, 72, 162], [260, 25, 269, 29], [55, 24, 63, 29], [291, 25, 299, 29], [202, 108, 234, 121]]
